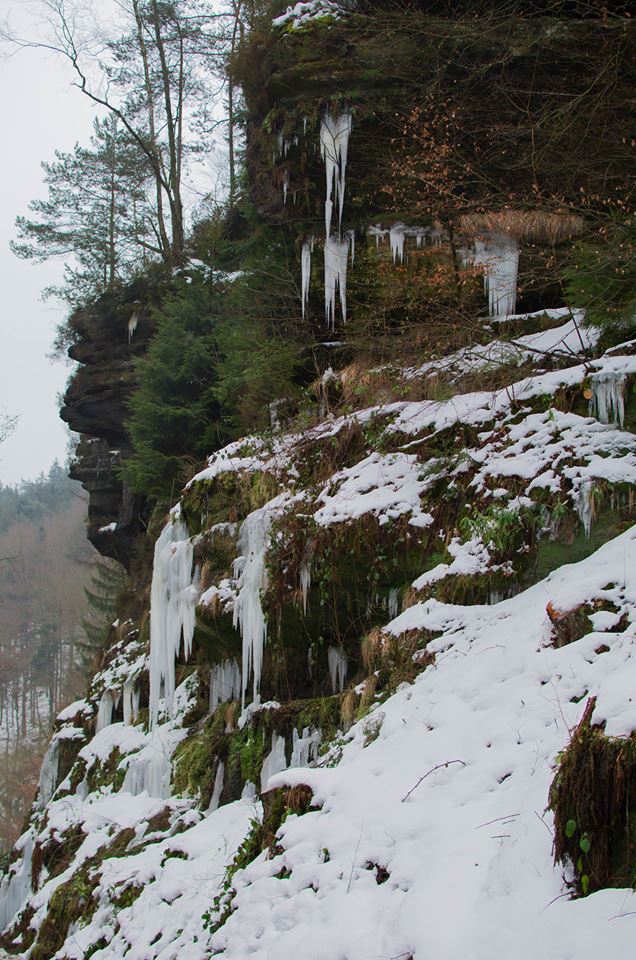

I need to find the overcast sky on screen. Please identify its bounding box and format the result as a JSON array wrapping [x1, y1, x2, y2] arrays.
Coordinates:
[[0, 0, 99, 485]]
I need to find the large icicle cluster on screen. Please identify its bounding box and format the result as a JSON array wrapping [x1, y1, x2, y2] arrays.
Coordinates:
[[232, 505, 274, 710], [590, 370, 626, 427], [470, 233, 519, 317], [320, 108, 352, 238], [149, 514, 198, 724], [210, 659, 242, 712], [324, 233, 353, 328]]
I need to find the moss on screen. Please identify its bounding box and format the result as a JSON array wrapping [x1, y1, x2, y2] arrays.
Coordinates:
[[85, 747, 125, 793], [172, 710, 229, 808], [549, 697, 636, 896], [228, 727, 267, 787], [29, 868, 97, 960], [110, 881, 143, 910]]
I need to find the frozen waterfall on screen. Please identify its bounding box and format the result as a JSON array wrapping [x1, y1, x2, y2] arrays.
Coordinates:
[[471, 234, 519, 318], [590, 370, 626, 427], [210, 658, 242, 712], [233, 505, 273, 710], [149, 515, 198, 725]]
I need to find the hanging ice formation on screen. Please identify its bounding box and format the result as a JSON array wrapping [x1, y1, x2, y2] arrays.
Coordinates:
[[282, 169, 289, 204], [577, 479, 596, 538], [232, 505, 274, 710], [260, 732, 288, 791], [389, 223, 406, 264], [471, 234, 519, 318], [290, 727, 321, 767], [590, 370, 626, 427], [328, 645, 348, 693], [208, 761, 225, 812], [96, 691, 114, 732], [209, 659, 241, 712], [37, 740, 59, 807], [128, 311, 139, 343], [121, 732, 174, 799], [122, 680, 140, 726], [324, 233, 352, 328], [301, 238, 315, 318], [149, 515, 198, 725], [0, 830, 33, 931], [320, 108, 352, 238]]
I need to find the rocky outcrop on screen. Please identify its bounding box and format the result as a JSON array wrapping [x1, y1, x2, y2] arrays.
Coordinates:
[[59, 278, 154, 569]]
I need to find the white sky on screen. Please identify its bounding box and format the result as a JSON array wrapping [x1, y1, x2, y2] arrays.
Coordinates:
[[0, 0, 97, 485], [0, 1, 229, 486]]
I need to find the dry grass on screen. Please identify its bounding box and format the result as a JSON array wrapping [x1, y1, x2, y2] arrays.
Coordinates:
[[458, 210, 584, 244]]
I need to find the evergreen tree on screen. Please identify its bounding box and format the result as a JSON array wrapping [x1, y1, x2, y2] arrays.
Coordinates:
[[12, 116, 154, 306]]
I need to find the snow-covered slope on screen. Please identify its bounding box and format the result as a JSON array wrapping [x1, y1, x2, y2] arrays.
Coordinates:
[[2, 323, 636, 960]]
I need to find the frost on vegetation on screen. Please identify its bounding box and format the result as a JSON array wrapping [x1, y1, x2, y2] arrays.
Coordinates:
[[468, 233, 519, 318], [590, 370, 626, 427], [273, 0, 341, 31], [149, 515, 198, 725], [320, 108, 352, 238], [210, 659, 242, 712], [328, 645, 348, 693]]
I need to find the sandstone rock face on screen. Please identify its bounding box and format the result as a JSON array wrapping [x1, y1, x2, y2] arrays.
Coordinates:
[[60, 280, 152, 569]]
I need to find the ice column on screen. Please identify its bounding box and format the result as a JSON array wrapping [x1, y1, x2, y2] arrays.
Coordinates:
[[472, 234, 519, 318], [389, 223, 406, 264], [121, 732, 173, 799], [149, 515, 197, 725], [577, 479, 596, 538], [210, 659, 241, 712], [37, 740, 59, 807], [96, 691, 114, 732], [324, 233, 352, 328], [301, 238, 315, 318], [123, 680, 140, 726], [290, 727, 321, 767], [233, 505, 273, 710], [260, 732, 288, 791], [320, 108, 352, 238], [590, 370, 626, 427], [328, 645, 348, 693], [0, 831, 33, 931]]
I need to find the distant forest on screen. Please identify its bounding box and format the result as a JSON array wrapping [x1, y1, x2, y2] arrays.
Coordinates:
[[0, 464, 113, 851]]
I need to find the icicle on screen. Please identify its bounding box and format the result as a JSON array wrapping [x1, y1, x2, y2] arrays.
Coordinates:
[[388, 587, 400, 620], [577, 479, 596, 538], [260, 732, 288, 791], [301, 238, 315, 318], [389, 223, 406, 264], [299, 559, 312, 614], [37, 740, 59, 807], [0, 830, 33, 931], [121, 731, 173, 799], [282, 170, 289, 204], [368, 224, 387, 249], [472, 234, 519, 318], [233, 506, 273, 710], [319, 108, 353, 237], [348, 229, 355, 265], [209, 659, 241, 713], [327, 645, 348, 693], [590, 370, 626, 427], [208, 761, 225, 812], [149, 516, 198, 725], [96, 691, 114, 732], [324, 233, 351, 328], [128, 311, 139, 343], [122, 680, 139, 726], [290, 727, 321, 767]]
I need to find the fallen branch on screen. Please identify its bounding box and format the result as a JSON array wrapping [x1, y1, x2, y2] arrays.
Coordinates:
[[401, 759, 466, 802]]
